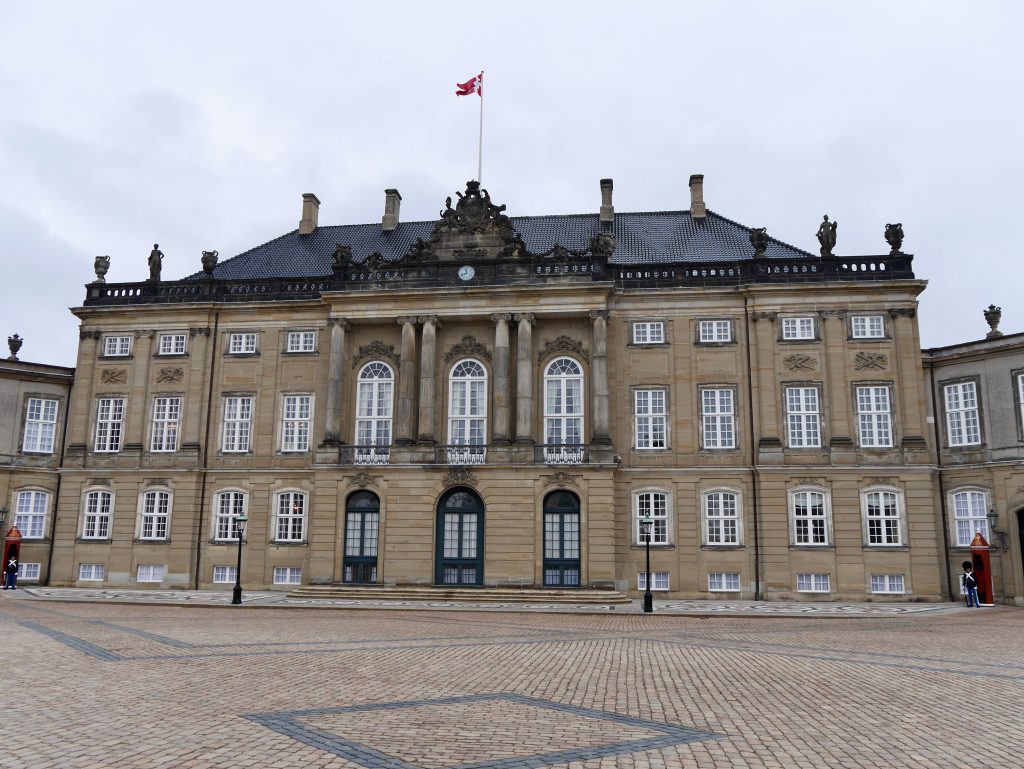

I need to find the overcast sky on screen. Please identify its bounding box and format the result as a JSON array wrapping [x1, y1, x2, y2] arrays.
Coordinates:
[[1, 2, 1021, 367]]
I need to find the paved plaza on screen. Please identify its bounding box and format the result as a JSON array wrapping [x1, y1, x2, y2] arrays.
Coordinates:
[[3, 592, 1022, 769]]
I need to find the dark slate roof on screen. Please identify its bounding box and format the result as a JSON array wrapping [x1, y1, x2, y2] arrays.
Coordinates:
[[189, 210, 814, 281]]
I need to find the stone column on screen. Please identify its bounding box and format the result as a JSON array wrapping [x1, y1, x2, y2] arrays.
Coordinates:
[[395, 317, 418, 444], [321, 318, 349, 447], [819, 310, 852, 452], [418, 316, 439, 443], [514, 313, 535, 443], [491, 314, 512, 444], [589, 310, 611, 445]]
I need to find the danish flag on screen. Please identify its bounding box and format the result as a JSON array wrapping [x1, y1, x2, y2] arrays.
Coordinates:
[[455, 72, 483, 97]]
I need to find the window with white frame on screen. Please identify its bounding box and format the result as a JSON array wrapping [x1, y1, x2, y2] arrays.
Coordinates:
[[14, 490, 48, 538], [18, 563, 40, 581], [213, 565, 237, 583], [82, 490, 112, 539], [150, 396, 181, 452], [851, 315, 885, 339], [94, 397, 125, 452], [634, 389, 667, 449], [157, 333, 187, 355], [78, 563, 105, 581], [137, 564, 165, 582], [1018, 373, 1024, 434], [276, 491, 306, 542], [791, 489, 829, 545], [228, 332, 257, 354], [635, 491, 669, 545], [944, 381, 981, 446], [785, 386, 821, 448], [222, 396, 253, 453], [139, 490, 170, 540], [281, 395, 312, 452], [797, 573, 830, 592], [637, 571, 670, 591], [871, 574, 905, 594], [698, 319, 732, 343], [23, 397, 58, 453], [632, 322, 665, 345], [544, 357, 584, 448], [864, 489, 902, 546], [708, 572, 741, 592], [356, 362, 393, 462], [701, 388, 736, 449], [103, 335, 132, 357], [273, 567, 302, 585], [952, 489, 989, 546], [448, 360, 488, 453], [214, 490, 247, 541], [781, 317, 815, 340], [856, 386, 893, 448], [704, 490, 740, 545], [286, 330, 317, 353]]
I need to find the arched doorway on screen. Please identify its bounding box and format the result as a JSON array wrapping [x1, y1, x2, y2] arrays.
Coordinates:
[[543, 490, 581, 586], [343, 491, 380, 584], [436, 488, 484, 586]]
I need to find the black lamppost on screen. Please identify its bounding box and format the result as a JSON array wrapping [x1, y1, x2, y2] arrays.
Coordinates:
[[231, 513, 248, 605], [986, 509, 1009, 552], [639, 514, 653, 613]]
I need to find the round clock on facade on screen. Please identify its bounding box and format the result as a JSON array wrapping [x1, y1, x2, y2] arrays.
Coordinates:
[[458, 265, 475, 281]]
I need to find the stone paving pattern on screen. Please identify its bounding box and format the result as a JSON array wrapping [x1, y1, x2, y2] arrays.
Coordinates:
[[2, 592, 1022, 768]]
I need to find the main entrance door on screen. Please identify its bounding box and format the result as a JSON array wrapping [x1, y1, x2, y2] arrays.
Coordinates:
[[343, 491, 380, 584], [543, 490, 581, 586], [435, 488, 484, 586]]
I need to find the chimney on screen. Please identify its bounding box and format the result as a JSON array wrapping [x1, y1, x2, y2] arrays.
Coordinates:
[[599, 178, 614, 223], [299, 193, 320, 235], [382, 188, 402, 232], [689, 174, 706, 218]]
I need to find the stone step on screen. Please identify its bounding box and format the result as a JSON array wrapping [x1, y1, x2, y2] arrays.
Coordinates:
[[286, 584, 631, 603]]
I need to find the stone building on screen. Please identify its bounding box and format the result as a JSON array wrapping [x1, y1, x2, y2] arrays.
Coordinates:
[[36, 176, 958, 600]]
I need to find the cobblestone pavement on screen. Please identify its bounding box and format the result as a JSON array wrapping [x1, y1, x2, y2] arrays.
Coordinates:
[[3, 592, 1021, 769]]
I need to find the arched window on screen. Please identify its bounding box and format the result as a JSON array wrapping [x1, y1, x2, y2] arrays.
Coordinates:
[[703, 489, 741, 546], [355, 362, 394, 464], [543, 357, 584, 463], [435, 488, 484, 586], [82, 489, 113, 540], [951, 488, 989, 546], [213, 489, 247, 542], [543, 491, 581, 587], [447, 359, 487, 464], [344, 491, 380, 584], [14, 490, 49, 539], [275, 490, 307, 542], [139, 488, 172, 541], [789, 488, 831, 546]]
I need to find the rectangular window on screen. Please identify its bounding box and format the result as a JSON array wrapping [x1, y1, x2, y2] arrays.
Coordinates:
[[78, 563, 105, 581], [281, 395, 312, 452], [276, 492, 306, 542], [222, 396, 253, 453], [635, 491, 669, 545], [865, 490, 902, 546], [213, 565, 238, 583], [851, 315, 885, 339], [634, 390, 667, 449], [698, 319, 732, 343], [781, 317, 815, 340], [103, 335, 132, 357], [94, 397, 125, 452], [15, 490, 48, 538], [953, 490, 989, 546], [632, 322, 665, 345], [150, 396, 181, 452], [228, 333, 257, 354], [136, 564, 165, 583], [274, 567, 302, 585], [18, 563, 40, 581], [797, 573, 831, 592], [704, 491, 740, 545], [708, 572, 741, 592], [701, 388, 736, 449], [871, 574, 905, 594], [792, 490, 829, 545], [637, 571, 670, 591], [786, 387, 821, 448], [286, 331, 317, 353], [214, 491, 247, 541], [140, 490, 170, 540], [944, 382, 981, 446], [1018, 374, 1024, 434], [23, 397, 58, 453], [857, 386, 893, 448], [83, 490, 112, 539], [157, 333, 187, 356]]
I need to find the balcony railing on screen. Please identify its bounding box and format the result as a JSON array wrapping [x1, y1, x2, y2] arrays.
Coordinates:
[[536, 444, 587, 465], [340, 446, 391, 465], [436, 445, 488, 465]]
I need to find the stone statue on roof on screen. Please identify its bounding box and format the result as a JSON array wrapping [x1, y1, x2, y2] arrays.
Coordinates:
[[148, 244, 163, 282], [816, 216, 837, 258]]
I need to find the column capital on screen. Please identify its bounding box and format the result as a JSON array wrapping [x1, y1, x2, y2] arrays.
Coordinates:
[[491, 313, 512, 323], [396, 316, 418, 325], [514, 313, 535, 324], [326, 317, 351, 329], [588, 310, 610, 321], [417, 315, 441, 327]]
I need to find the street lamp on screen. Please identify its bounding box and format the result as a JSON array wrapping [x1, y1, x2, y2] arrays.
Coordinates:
[[231, 513, 248, 605], [639, 514, 653, 613], [986, 509, 1009, 552]]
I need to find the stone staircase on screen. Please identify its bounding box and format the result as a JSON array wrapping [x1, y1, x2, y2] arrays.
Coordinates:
[[286, 584, 631, 604]]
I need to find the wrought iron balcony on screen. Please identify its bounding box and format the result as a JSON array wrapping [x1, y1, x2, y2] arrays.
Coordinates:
[[340, 446, 391, 465], [536, 444, 588, 465], [436, 445, 488, 465]]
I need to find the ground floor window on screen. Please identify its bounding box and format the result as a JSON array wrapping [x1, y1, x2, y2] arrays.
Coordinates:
[[870, 574, 905, 594], [708, 572, 741, 592], [273, 567, 302, 585], [213, 566, 238, 583], [18, 563, 40, 581], [637, 572, 670, 591], [796, 573, 830, 593], [79, 563, 105, 581], [137, 564, 165, 583]]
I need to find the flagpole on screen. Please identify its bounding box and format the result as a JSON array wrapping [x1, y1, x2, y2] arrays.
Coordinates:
[[477, 71, 484, 184]]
